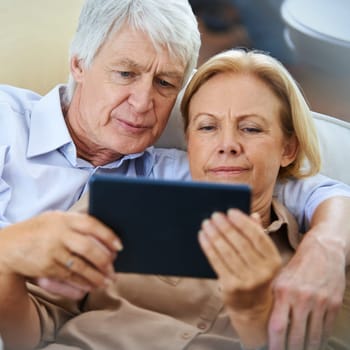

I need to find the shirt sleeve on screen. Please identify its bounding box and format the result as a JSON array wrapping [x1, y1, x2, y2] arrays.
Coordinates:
[[151, 148, 191, 181], [27, 283, 81, 345], [274, 174, 350, 232], [0, 144, 12, 228]]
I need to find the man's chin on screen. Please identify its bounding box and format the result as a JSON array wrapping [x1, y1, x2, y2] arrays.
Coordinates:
[[116, 140, 153, 156]]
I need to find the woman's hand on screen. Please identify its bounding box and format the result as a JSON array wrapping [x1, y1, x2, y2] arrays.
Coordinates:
[[0, 211, 122, 291], [199, 209, 282, 348]]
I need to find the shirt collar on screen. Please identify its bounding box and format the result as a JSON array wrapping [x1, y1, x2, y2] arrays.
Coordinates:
[[27, 85, 72, 158], [26, 85, 156, 175], [267, 199, 301, 250]]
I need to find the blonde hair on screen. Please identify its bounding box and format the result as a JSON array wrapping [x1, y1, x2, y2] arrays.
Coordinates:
[[181, 49, 321, 179]]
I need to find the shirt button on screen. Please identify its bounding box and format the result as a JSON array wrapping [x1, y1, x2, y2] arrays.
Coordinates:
[[197, 322, 207, 330], [182, 332, 192, 340]]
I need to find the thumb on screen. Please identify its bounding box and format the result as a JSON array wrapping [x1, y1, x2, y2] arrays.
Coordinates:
[[250, 212, 262, 226]]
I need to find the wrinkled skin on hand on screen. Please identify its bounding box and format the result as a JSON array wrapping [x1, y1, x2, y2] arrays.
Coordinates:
[[0, 211, 121, 292], [268, 232, 345, 350]]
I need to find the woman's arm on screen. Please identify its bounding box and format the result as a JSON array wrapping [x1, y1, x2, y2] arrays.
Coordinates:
[[199, 209, 282, 349], [0, 272, 40, 350]]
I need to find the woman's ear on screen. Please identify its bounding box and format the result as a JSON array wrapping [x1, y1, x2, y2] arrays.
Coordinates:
[[281, 135, 299, 167], [70, 56, 84, 82]]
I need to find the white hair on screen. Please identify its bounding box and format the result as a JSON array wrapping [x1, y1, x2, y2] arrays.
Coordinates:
[[63, 0, 200, 105]]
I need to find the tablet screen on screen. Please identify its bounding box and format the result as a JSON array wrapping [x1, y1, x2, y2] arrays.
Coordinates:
[[89, 175, 251, 279]]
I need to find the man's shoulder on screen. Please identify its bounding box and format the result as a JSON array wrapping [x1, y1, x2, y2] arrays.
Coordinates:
[[0, 85, 42, 113], [152, 147, 186, 159], [148, 147, 190, 180]]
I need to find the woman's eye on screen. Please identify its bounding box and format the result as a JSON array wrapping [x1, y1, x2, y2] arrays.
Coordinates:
[[198, 125, 216, 131], [241, 127, 262, 134]]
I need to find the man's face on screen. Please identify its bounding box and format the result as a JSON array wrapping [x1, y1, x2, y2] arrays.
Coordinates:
[[69, 25, 186, 162]]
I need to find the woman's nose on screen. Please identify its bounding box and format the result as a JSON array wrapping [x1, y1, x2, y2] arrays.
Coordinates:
[[218, 130, 242, 155]]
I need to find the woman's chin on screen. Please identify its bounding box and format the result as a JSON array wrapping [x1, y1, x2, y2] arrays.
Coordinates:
[[207, 175, 249, 186]]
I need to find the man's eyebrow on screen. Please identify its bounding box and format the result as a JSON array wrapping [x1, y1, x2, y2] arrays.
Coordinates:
[[114, 58, 183, 81], [114, 58, 142, 70]]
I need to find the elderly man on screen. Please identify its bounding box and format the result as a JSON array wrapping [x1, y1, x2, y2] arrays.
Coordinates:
[[0, 1, 349, 349]]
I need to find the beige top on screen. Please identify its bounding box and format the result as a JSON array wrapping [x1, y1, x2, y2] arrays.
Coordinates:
[[29, 199, 300, 350]]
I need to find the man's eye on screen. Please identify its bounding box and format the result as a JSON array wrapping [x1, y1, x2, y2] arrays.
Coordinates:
[[118, 71, 134, 78], [157, 79, 173, 88]]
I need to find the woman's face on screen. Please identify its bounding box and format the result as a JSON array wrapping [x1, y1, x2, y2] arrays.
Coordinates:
[[187, 73, 297, 202]]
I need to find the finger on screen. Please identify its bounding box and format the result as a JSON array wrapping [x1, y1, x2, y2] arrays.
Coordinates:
[[268, 299, 291, 350], [55, 252, 112, 288], [227, 209, 279, 259], [198, 229, 241, 283], [210, 212, 266, 268], [201, 219, 247, 279], [67, 213, 123, 252], [211, 211, 281, 278], [250, 212, 262, 225], [305, 307, 327, 350], [37, 278, 88, 300], [63, 233, 116, 274], [287, 308, 309, 350], [321, 308, 339, 347]]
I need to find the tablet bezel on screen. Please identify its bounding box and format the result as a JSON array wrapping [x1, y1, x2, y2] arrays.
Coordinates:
[[89, 175, 251, 279]]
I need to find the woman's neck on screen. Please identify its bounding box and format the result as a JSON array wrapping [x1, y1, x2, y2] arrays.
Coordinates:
[[251, 195, 273, 229]]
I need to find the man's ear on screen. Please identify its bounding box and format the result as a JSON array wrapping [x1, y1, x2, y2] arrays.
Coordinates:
[[281, 135, 299, 167], [70, 56, 84, 82]]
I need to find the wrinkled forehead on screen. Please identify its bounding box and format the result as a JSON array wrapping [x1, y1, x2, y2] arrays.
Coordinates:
[[103, 24, 186, 79], [109, 22, 188, 76]]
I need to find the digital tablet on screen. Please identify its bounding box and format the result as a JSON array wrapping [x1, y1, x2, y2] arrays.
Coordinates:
[[89, 175, 251, 279]]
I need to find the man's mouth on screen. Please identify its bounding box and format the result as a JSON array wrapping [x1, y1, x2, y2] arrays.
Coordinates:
[[114, 118, 151, 134]]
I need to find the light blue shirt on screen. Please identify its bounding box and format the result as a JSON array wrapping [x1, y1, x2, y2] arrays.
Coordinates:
[[0, 84, 349, 231]]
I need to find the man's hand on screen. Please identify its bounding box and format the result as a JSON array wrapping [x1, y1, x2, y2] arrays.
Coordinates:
[[268, 231, 345, 350], [0, 211, 122, 293]]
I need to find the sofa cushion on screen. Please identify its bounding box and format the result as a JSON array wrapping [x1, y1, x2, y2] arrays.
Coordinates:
[[313, 112, 350, 185]]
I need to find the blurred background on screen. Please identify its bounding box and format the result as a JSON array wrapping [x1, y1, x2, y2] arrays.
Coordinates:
[[189, 0, 350, 122], [1, 0, 349, 123]]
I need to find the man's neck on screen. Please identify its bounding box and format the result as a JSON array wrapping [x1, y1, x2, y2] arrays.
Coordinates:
[[64, 106, 123, 167]]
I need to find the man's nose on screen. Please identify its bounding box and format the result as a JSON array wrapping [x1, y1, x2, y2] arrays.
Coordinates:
[[128, 78, 154, 113]]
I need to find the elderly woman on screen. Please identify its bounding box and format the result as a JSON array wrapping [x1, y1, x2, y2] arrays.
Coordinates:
[[181, 49, 349, 349]]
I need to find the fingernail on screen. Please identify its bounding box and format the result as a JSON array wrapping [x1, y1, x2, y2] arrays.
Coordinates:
[[211, 211, 221, 219], [227, 208, 238, 218], [113, 240, 123, 251]]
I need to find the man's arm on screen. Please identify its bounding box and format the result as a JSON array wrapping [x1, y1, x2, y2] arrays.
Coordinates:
[[268, 196, 350, 350], [275, 174, 350, 232], [0, 211, 120, 349]]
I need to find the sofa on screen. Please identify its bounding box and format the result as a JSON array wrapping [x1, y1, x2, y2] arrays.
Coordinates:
[[1, 0, 349, 186]]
